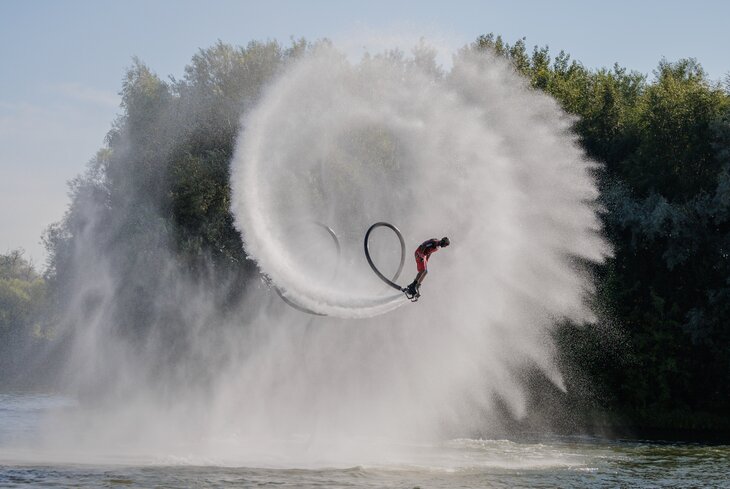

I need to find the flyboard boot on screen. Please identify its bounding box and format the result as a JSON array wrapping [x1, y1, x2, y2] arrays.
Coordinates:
[[404, 281, 420, 301]]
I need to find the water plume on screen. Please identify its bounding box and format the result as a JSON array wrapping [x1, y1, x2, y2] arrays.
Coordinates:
[[225, 42, 608, 436], [29, 39, 609, 465]]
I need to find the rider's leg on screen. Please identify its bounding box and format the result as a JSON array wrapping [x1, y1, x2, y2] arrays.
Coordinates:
[[415, 269, 427, 286], [407, 252, 426, 293]]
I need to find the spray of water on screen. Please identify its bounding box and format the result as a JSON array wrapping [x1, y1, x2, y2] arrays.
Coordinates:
[[232, 44, 606, 322], [25, 40, 608, 466], [224, 42, 608, 435]]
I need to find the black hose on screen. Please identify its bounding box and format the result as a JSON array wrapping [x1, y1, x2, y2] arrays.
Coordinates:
[[364, 222, 406, 291]]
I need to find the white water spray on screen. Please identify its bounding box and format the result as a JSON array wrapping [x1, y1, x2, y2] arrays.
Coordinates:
[[224, 42, 608, 439], [232, 45, 606, 320], [22, 40, 609, 466]]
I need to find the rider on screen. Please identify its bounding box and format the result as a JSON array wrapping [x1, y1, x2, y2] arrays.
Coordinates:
[[405, 237, 450, 297]]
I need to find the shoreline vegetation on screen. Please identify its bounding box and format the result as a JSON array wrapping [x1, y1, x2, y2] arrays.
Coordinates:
[[2, 34, 729, 442]]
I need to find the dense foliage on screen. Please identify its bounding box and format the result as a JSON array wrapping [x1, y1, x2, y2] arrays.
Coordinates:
[[2, 35, 727, 436], [41, 41, 307, 351], [0, 250, 48, 385], [475, 34, 730, 434]]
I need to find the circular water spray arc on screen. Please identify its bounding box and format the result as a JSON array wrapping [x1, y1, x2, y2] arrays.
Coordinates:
[[273, 222, 341, 316], [229, 43, 609, 432], [276, 221, 409, 315]]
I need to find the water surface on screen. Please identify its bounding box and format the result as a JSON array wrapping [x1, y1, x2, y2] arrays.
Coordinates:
[[1, 393, 727, 488]]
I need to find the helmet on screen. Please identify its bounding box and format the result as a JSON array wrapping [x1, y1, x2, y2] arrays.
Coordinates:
[[440, 237, 450, 247]]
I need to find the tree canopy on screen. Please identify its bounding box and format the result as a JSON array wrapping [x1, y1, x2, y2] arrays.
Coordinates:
[[476, 34, 730, 433]]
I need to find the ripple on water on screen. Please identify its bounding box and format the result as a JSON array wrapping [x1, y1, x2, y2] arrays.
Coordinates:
[[1, 394, 729, 488]]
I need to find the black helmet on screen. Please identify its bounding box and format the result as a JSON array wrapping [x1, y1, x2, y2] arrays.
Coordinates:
[[440, 237, 450, 247]]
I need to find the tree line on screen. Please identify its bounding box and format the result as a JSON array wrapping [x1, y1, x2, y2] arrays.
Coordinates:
[[474, 34, 730, 434], [3, 35, 729, 436]]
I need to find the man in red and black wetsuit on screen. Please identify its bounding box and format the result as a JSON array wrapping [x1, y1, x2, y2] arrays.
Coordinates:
[[405, 236, 450, 298]]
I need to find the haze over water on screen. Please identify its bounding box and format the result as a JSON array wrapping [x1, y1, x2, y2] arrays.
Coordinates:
[[2, 394, 729, 488]]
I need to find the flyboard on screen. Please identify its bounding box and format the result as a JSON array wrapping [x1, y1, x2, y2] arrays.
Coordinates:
[[272, 221, 415, 316]]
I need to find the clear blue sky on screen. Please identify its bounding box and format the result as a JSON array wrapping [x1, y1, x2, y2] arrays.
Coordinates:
[[2, 0, 728, 265]]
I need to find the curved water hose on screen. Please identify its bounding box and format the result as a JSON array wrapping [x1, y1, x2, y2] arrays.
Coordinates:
[[364, 222, 406, 291], [274, 222, 341, 316]]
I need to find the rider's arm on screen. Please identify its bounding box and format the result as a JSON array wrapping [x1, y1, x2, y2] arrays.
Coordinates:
[[423, 239, 440, 254]]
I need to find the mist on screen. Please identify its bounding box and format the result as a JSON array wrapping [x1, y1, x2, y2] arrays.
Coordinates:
[[23, 40, 608, 467]]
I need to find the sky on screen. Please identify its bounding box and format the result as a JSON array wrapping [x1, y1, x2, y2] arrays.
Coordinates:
[[1, 0, 728, 266]]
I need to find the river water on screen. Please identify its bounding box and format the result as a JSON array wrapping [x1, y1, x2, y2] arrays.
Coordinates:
[[0, 393, 727, 488]]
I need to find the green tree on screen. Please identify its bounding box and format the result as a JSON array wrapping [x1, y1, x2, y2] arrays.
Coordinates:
[[43, 40, 305, 371], [0, 250, 47, 383], [477, 35, 730, 435], [0, 250, 45, 335]]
